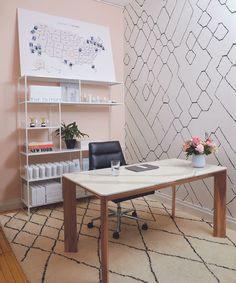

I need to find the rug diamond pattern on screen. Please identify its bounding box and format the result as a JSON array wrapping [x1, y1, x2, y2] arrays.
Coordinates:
[[0, 196, 236, 283]]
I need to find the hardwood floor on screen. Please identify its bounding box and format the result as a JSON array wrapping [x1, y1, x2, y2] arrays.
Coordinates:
[[0, 226, 28, 283]]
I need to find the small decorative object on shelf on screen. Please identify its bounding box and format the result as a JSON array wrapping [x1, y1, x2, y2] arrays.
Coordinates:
[[182, 135, 218, 168], [40, 117, 48, 127], [61, 83, 80, 102], [29, 117, 37, 127], [55, 121, 89, 149]]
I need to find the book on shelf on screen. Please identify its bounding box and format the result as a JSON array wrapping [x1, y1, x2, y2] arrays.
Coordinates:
[[25, 141, 54, 153]]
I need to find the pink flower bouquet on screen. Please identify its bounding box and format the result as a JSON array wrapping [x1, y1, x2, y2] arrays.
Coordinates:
[[183, 136, 218, 157]]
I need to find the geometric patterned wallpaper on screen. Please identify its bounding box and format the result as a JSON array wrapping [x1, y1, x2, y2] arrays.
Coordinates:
[[124, 0, 236, 221]]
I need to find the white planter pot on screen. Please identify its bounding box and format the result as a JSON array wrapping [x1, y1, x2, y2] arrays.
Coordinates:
[[192, 154, 206, 168]]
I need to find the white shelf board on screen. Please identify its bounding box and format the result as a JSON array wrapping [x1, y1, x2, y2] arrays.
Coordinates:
[[20, 100, 122, 106], [19, 101, 60, 105], [94, 0, 130, 7], [22, 198, 63, 208], [22, 126, 60, 130], [60, 101, 122, 106], [22, 195, 89, 208], [21, 175, 62, 182], [19, 75, 123, 86], [20, 148, 83, 156]]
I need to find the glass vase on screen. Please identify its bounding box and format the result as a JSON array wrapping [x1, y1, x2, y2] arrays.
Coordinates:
[[192, 154, 206, 168]]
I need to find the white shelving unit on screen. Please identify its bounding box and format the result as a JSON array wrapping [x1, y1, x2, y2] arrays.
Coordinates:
[[18, 75, 123, 214]]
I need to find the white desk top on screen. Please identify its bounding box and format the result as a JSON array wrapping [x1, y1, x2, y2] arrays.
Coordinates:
[[63, 159, 226, 197]]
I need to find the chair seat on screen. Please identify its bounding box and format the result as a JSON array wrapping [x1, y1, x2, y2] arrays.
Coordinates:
[[113, 191, 154, 204]]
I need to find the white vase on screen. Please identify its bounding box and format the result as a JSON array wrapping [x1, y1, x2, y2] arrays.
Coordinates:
[[192, 154, 206, 168]]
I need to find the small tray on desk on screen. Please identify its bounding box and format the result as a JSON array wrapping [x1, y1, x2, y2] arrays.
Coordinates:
[[125, 164, 159, 172]]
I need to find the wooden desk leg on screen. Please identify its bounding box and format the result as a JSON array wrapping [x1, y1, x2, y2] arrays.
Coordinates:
[[100, 198, 109, 283], [172, 185, 176, 218], [214, 170, 227, 237], [63, 177, 77, 252]]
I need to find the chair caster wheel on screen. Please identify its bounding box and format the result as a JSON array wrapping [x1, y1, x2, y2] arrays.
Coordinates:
[[112, 231, 120, 239], [142, 223, 148, 230], [132, 211, 137, 217], [87, 222, 94, 229]]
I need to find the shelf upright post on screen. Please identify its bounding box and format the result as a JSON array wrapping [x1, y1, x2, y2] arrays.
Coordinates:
[[121, 82, 125, 146], [24, 76, 30, 215], [80, 150, 83, 171], [24, 76, 29, 158], [48, 102, 52, 141], [79, 80, 82, 171], [108, 85, 111, 141], [59, 102, 62, 151], [79, 80, 82, 102], [18, 77, 24, 214]]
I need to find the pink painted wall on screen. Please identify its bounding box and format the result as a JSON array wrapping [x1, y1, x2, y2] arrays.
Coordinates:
[[0, 0, 124, 203]]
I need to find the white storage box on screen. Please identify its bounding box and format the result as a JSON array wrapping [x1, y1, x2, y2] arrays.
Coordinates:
[[83, 158, 89, 171], [29, 85, 62, 102], [44, 180, 62, 203], [23, 183, 46, 206], [34, 184, 46, 205]]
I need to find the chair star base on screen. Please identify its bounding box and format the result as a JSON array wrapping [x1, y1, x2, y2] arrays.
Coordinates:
[[87, 202, 148, 239]]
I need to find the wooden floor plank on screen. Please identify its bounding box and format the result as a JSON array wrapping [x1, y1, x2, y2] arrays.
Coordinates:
[[5, 253, 27, 283], [0, 269, 7, 283], [0, 227, 28, 283], [0, 233, 11, 253], [0, 256, 15, 282]]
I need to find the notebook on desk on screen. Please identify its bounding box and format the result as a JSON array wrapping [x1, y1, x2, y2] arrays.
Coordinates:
[[125, 163, 159, 172]]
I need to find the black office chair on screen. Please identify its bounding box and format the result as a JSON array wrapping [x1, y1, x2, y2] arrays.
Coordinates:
[[87, 141, 154, 239]]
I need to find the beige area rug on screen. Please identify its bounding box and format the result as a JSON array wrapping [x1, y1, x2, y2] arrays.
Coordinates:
[[0, 196, 236, 283]]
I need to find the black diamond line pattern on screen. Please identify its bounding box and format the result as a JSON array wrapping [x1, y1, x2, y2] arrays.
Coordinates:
[[1, 198, 236, 283], [124, 0, 236, 220]]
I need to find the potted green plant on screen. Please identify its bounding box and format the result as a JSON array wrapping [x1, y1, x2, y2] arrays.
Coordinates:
[[55, 121, 89, 149]]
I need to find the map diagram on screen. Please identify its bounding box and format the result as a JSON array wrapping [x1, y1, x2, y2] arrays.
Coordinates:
[[29, 24, 105, 70], [18, 9, 115, 81]]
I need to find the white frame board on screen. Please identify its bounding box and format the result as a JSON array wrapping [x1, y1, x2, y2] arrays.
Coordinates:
[[17, 8, 116, 82]]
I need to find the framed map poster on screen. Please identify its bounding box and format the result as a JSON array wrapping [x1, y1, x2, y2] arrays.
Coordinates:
[[17, 8, 116, 82]]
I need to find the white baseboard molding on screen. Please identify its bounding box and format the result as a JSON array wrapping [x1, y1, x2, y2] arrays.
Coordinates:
[[0, 198, 22, 212], [156, 192, 236, 231]]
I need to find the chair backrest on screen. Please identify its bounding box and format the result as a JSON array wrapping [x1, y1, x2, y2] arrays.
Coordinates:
[[89, 141, 126, 170]]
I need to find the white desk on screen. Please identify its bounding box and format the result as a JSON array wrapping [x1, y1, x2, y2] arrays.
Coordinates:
[[62, 158, 227, 283]]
